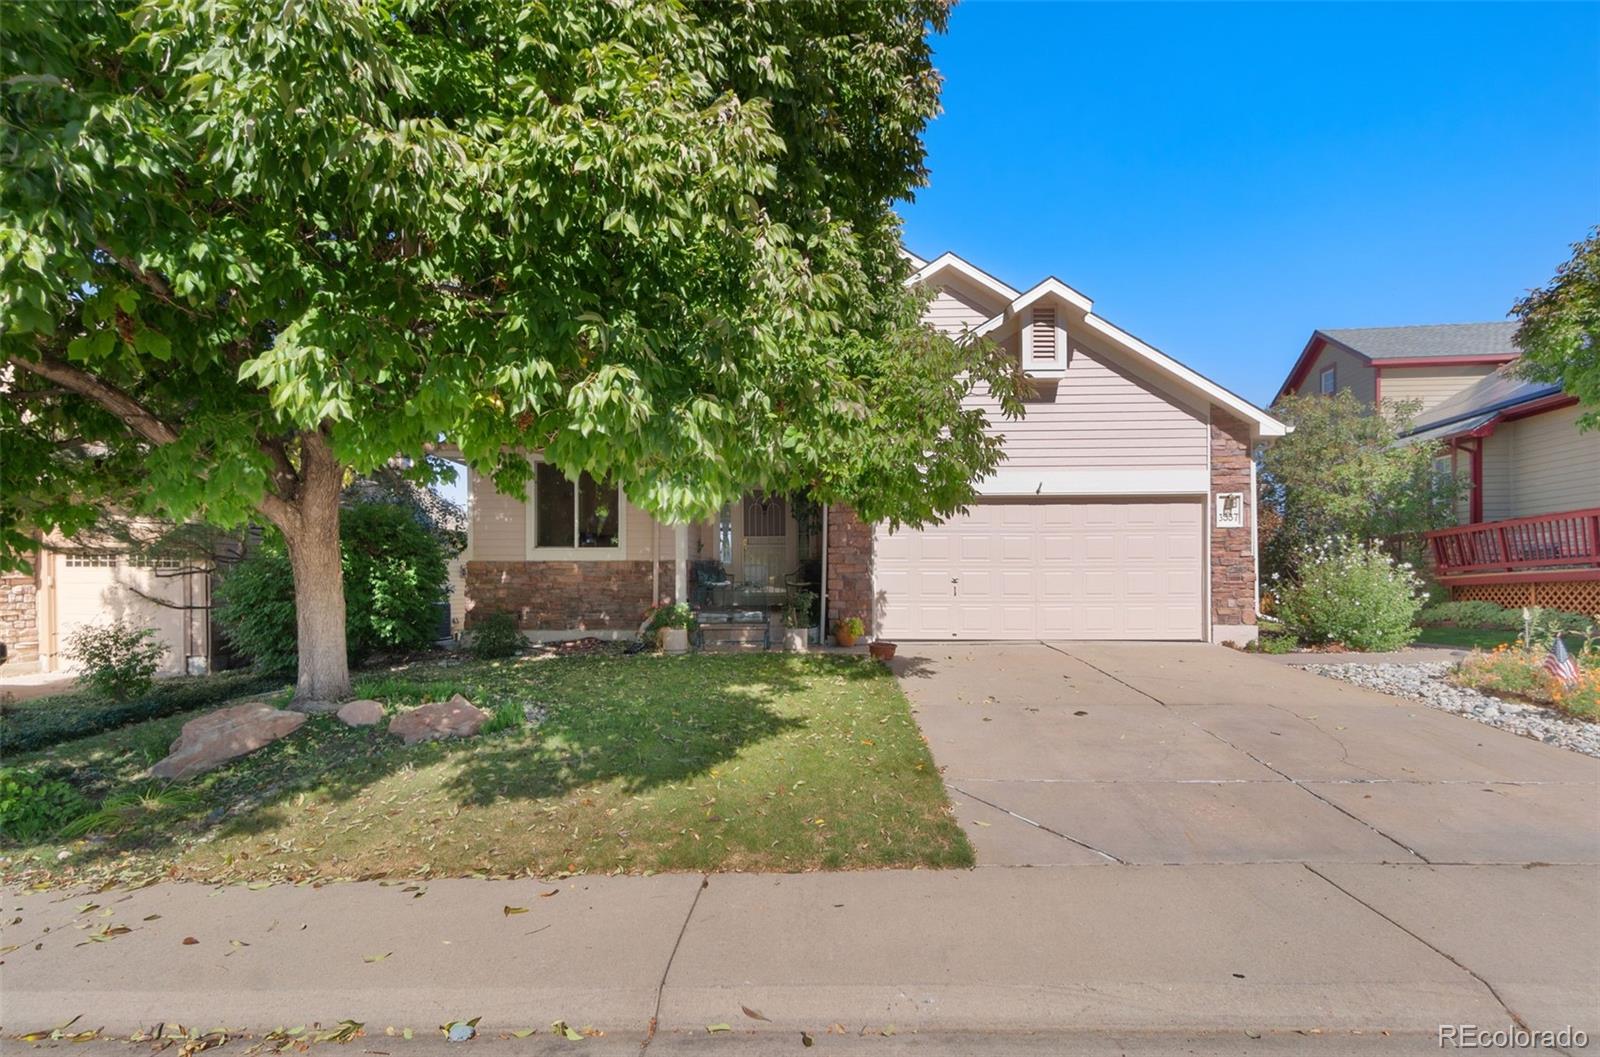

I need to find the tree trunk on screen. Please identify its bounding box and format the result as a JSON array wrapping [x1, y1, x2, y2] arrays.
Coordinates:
[[271, 432, 351, 709]]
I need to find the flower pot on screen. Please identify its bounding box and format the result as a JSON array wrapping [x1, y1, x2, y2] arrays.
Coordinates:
[[869, 640, 897, 662], [835, 628, 859, 648], [658, 627, 690, 655], [783, 627, 808, 653]]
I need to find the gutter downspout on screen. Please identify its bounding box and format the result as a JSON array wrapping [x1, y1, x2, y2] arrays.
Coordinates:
[[819, 504, 828, 644]]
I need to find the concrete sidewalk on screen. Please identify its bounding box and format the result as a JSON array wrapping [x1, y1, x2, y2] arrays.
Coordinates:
[[4, 863, 1595, 1050]]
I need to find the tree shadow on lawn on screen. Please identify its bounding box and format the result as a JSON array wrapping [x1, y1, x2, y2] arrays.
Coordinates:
[[50, 653, 871, 869]]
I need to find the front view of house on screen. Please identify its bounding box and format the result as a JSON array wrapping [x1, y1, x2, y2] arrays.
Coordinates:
[[461, 252, 1286, 645]]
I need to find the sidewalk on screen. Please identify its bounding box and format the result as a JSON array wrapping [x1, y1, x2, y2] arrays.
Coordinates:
[[5, 862, 1594, 1051]]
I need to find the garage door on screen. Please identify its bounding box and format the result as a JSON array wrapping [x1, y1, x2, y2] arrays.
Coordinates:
[[874, 499, 1204, 640], [53, 554, 198, 675]]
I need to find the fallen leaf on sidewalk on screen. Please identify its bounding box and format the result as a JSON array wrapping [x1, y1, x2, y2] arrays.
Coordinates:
[[552, 1020, 582, 1040], [707, 1023, 732, 1034], [364, 952, 392, 963], [442, 1018, 480, 1042], [143, 914, 162, 921], [801, 1031, 813, 1047], [17, 1014, 83, 1041], [182, 936, 199, 945], [741, 1006, 770, 1022], [321, 1019, 364, 1043], [503, 905, 528, 916], [540, 889, 559, 897]]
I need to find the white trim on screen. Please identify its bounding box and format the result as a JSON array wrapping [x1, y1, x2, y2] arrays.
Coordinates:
[[975, 468, 1209, 497], [973, 279, 1093, 332], [522, 456, 629, 562], [900, 247, 927, 270], [906, 252, 1020, 301]]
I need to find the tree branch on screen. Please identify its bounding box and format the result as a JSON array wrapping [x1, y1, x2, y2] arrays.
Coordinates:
[[7, 353, 180, 445], [96, 244, 193, 315]]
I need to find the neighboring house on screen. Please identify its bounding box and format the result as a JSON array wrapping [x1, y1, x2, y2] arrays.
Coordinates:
[[1, 541, 215, 677], [461, 251, 1287, 645], [1276, 324, 1600, 613]]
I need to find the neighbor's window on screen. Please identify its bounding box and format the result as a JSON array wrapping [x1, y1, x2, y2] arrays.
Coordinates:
[[1319, 365, 1337, 395], [535, 463, 619, 550]]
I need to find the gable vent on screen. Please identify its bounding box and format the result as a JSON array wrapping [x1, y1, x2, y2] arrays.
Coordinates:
[[1031, 306, 1057, 362]]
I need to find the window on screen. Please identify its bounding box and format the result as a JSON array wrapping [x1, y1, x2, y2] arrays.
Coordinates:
[[1319, 365, 1337, 395], [1432, 454, 1455, 487], [64, 552, 116, 568], [532, 462, 620, 553], [743, 493, 787, 537]]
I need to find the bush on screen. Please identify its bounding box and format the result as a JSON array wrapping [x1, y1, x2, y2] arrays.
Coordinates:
[[1418, 600, 1521, 630], [0, 767, 90, 844], [468, 611, 523, 660], [64, 620, 167, 701], [1275, 537, 1424, 652], [645, 602, 698, 635], [216, 502, 451, 671], [0, 670, 287, 756]]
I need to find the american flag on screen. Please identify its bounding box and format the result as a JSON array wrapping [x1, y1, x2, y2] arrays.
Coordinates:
[[1544, 635, 1580, 688]]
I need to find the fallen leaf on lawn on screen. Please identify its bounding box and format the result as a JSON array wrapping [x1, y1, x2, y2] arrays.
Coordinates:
[[706, 1023, 732, 1034], [801, 1031, 814, 1047], [182, 936, 199, 945], [503, 905, 529, 916], [741, 1006, 770, 1022], [364, 952, 392, 963], [320, 1019, 364, 1043]]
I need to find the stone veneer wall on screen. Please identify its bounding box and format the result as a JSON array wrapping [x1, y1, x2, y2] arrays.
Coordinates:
[[1, 570, 40, 667], [1209, 410, 1256, 630], [825, 505, 874, 636], [463, 560, 675, 631]]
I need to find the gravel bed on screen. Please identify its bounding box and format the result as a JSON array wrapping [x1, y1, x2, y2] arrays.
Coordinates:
[[1296, 661, 1600, 758]]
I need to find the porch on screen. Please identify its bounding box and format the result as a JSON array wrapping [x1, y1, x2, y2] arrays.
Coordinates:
[[684, 492, 824, 647], [1424, 507, 1600, 611]]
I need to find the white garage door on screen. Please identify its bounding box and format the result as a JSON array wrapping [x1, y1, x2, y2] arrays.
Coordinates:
[[874, 499, 1204, 640], [53, 554, 200, 675]]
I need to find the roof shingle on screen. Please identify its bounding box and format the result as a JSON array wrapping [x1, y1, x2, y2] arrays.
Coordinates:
[[1320, 321, 1519, 361]]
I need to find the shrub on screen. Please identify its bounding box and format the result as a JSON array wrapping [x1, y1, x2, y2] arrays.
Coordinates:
[[0, 670, 286, 756], [782, 590, 817, 629], [1274, 537, 1424, 652], [216, 502, 451, 671], [58, 782, 200, 838], [64, 620, 168, 700], [1418, 600, 1520, 629], [0, 767, 90, 844], [468, 611, 523, 660]]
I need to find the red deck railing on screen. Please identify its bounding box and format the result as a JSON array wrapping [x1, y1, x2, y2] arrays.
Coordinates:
[[1425, 507, 1600, 577]]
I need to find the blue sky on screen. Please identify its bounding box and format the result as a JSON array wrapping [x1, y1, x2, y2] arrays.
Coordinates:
[[900, 1, 1600, 407]]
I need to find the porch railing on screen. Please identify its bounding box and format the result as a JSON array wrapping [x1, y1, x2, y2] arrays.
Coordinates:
[[1424, 507, 1600, 577]]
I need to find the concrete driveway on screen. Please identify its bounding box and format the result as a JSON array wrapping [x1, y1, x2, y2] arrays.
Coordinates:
[[891, 642, 1600, 1039]]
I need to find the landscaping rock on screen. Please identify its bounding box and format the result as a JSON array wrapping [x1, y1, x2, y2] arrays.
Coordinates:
[[150, 702, 308, 780], [336, 699, 385, 727], [388, 697, 489, 746], [1297, 662, 1600, 758]]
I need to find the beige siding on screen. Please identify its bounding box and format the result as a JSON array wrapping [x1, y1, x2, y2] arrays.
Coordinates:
[[1296, 344, 1376, 404], [1478, 431, 1514, 522], [1502, 404, 1600, 518], [966, 330, 1208, 469], [468, 464, 675, 562], [921, 276, 1008, 337], [1380, 365, 1498, 417]]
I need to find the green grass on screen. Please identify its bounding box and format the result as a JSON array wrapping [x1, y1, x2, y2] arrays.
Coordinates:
[[1412, 626, 1522, 650], [1, 653, 971, 887], [0, 669, 288, 755]]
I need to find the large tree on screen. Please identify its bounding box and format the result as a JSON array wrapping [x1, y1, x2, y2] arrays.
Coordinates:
[[1513, 227, 1599, 430], [2, 0, 1021, 705]]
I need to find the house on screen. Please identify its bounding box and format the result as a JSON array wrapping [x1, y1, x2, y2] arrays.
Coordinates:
[[1276, 324, 1600, 613], [461, 251, 1287, 645], [1, 541, 216, 677]]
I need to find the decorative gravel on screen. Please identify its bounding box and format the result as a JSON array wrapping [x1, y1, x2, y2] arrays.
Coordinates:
[[1296, 661, 1600, 758]]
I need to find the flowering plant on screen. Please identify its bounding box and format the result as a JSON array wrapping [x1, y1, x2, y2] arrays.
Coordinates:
[[1274, 536, 1424, 652]]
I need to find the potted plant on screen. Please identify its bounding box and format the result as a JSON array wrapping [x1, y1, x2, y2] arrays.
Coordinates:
[[835, 616, 864, 648], [869, 640, 897, 662], [645, 602, 697, 655], [782, 590, 816, 653]]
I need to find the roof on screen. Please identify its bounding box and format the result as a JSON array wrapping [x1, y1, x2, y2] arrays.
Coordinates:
[[1320, 322, 1520, 361], [909, 250, 1288, 438], [1276, 321, 1521, 403], [1398, 365, 1564, 442]]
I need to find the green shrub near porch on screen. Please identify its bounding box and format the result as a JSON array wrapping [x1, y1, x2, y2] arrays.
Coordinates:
[[1275, 538, 1424, 652]]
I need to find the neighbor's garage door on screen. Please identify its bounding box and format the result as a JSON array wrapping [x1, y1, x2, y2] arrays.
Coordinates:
[[874, 499, 1204, 640], [53, 554, 196, 674]]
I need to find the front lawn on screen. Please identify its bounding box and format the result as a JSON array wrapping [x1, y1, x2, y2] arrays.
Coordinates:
[[1412, 626, 1522, 650], [1, 653, 971, 887]]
